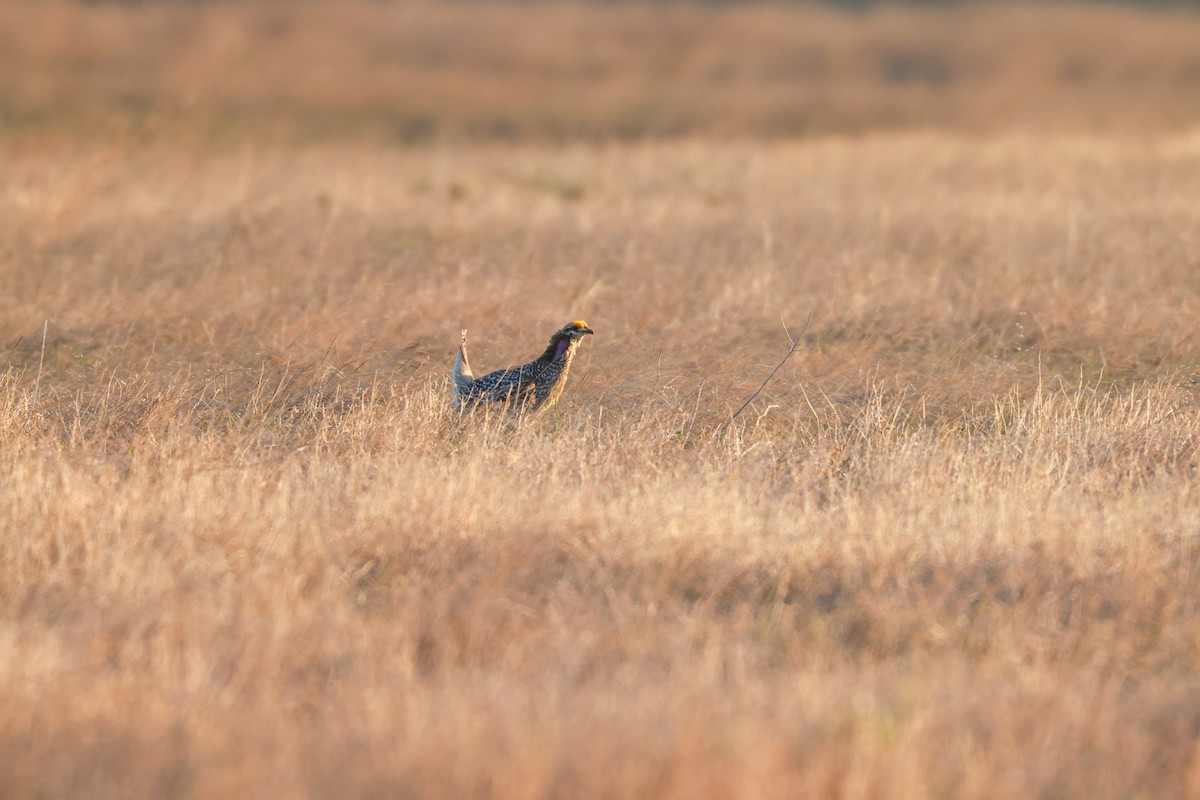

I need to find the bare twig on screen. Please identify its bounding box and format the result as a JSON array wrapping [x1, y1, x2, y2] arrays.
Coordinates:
[[5, 336, 23, 368], [34, 320, 48, 398], [711, 312, 811, 444]]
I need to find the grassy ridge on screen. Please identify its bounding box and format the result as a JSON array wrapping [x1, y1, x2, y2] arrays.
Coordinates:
[[2, 2, 1199, 142]]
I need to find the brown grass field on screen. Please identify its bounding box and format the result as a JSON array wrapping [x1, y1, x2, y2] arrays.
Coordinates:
[[3, 1, 1200, 798]]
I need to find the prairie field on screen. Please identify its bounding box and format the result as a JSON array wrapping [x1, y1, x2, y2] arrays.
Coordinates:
[[3, 2, 1200, 799]]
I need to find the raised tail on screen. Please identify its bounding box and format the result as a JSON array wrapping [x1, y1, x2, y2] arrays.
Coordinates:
[[451, 329, 475, 409]]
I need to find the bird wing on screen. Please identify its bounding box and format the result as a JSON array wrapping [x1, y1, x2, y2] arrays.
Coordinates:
[[464, 362, 541, 405]]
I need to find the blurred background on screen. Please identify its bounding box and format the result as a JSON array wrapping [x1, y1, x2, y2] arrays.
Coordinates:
[[2, 0, 1199, 146]]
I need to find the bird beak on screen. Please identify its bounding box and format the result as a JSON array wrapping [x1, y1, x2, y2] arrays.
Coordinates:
[[581, 327, 594, 335]]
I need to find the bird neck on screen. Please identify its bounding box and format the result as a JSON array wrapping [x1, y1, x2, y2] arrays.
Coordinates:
[[540, 334, 575, 363]]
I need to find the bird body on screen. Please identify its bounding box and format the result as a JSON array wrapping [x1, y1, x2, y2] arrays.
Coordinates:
[[452, 320, 594, 411]]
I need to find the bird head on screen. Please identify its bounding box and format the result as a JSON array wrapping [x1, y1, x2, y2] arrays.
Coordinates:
[[541, 320, 595, 361], [561, 320, 595, 339]]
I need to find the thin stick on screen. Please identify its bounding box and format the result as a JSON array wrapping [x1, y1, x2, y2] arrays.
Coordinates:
[[5, 336, 22, 367], [34, 320, 48, 397], [711, 312, 811, 443]]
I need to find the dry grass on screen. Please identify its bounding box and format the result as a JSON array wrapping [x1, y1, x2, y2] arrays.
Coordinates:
[[4, 132, 1200, 799], [4, 2, 1200, 799]]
